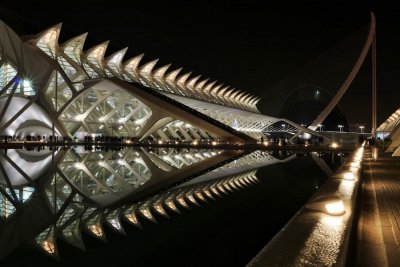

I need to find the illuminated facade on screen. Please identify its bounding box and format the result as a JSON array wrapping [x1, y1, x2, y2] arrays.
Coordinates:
[[0, 20, 315, 144], [376, 107, 400, 156]]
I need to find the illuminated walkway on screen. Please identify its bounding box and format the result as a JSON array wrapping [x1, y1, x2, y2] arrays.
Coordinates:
[[354, 147, 400, 266]]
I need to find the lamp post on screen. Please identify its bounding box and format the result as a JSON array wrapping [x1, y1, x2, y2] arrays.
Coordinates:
[[338, 125, 344, 132], [318, 124, 323, 132], [359, 125, 365, 133]]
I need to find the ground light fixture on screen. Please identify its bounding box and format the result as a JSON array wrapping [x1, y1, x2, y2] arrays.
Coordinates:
[[305, 196, 345, 216], [348, 150, 363, 172], [350, 166, 359, 173], [351, 161, 360, 168], [343, 171, 356, 181], [331, 142, 339, 148]]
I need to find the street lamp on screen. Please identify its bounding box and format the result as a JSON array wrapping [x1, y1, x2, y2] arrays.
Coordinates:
[[318, 124, 323, 132], [359, 125, 365, 133], [338, 125, 344, 132]]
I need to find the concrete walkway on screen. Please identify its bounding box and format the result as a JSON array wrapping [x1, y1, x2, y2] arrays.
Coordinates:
[[355, 147, 400, 266]]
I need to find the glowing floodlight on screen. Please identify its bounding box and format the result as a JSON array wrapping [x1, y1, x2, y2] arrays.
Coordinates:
[[75, 114, 85, 121], [23, 80, 31, 87], [41, 240, 56, 254]]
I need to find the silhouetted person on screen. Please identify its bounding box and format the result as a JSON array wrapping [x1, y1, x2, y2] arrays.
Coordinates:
[[369, 137, 376, 146]]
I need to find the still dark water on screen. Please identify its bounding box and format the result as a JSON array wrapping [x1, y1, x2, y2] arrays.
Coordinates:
[[0, 147, 344, 267]]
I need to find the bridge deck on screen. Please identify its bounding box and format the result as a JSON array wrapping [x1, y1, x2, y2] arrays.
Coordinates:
[[354, 147, 400, 266]]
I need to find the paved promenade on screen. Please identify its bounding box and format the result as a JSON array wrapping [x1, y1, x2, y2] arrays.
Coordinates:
[[354, 147, 400, 266]]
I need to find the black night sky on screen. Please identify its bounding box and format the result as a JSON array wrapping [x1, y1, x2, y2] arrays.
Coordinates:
[[1, 0, 400, 131]]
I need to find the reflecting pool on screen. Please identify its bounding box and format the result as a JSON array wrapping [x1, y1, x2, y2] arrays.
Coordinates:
[[0, 147, 345, 266]]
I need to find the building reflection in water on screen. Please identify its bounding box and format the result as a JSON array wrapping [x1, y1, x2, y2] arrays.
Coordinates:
[[0, 147, 344, 260]]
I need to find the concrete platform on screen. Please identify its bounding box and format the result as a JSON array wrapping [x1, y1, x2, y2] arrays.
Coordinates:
[[248, 147, 363, 266]]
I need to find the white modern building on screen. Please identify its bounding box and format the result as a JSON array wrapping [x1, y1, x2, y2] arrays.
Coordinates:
[[376, 107, 400, 156], [0, 20, 317, 144]]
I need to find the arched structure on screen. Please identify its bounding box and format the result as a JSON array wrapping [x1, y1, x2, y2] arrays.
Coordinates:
[[261, 13, 376, 131]]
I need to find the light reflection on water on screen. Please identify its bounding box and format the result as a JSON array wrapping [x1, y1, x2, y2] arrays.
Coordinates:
[[0, 147, 345, 263]]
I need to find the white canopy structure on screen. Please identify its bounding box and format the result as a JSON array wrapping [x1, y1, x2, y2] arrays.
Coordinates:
[[376, 107, 400, 156]]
